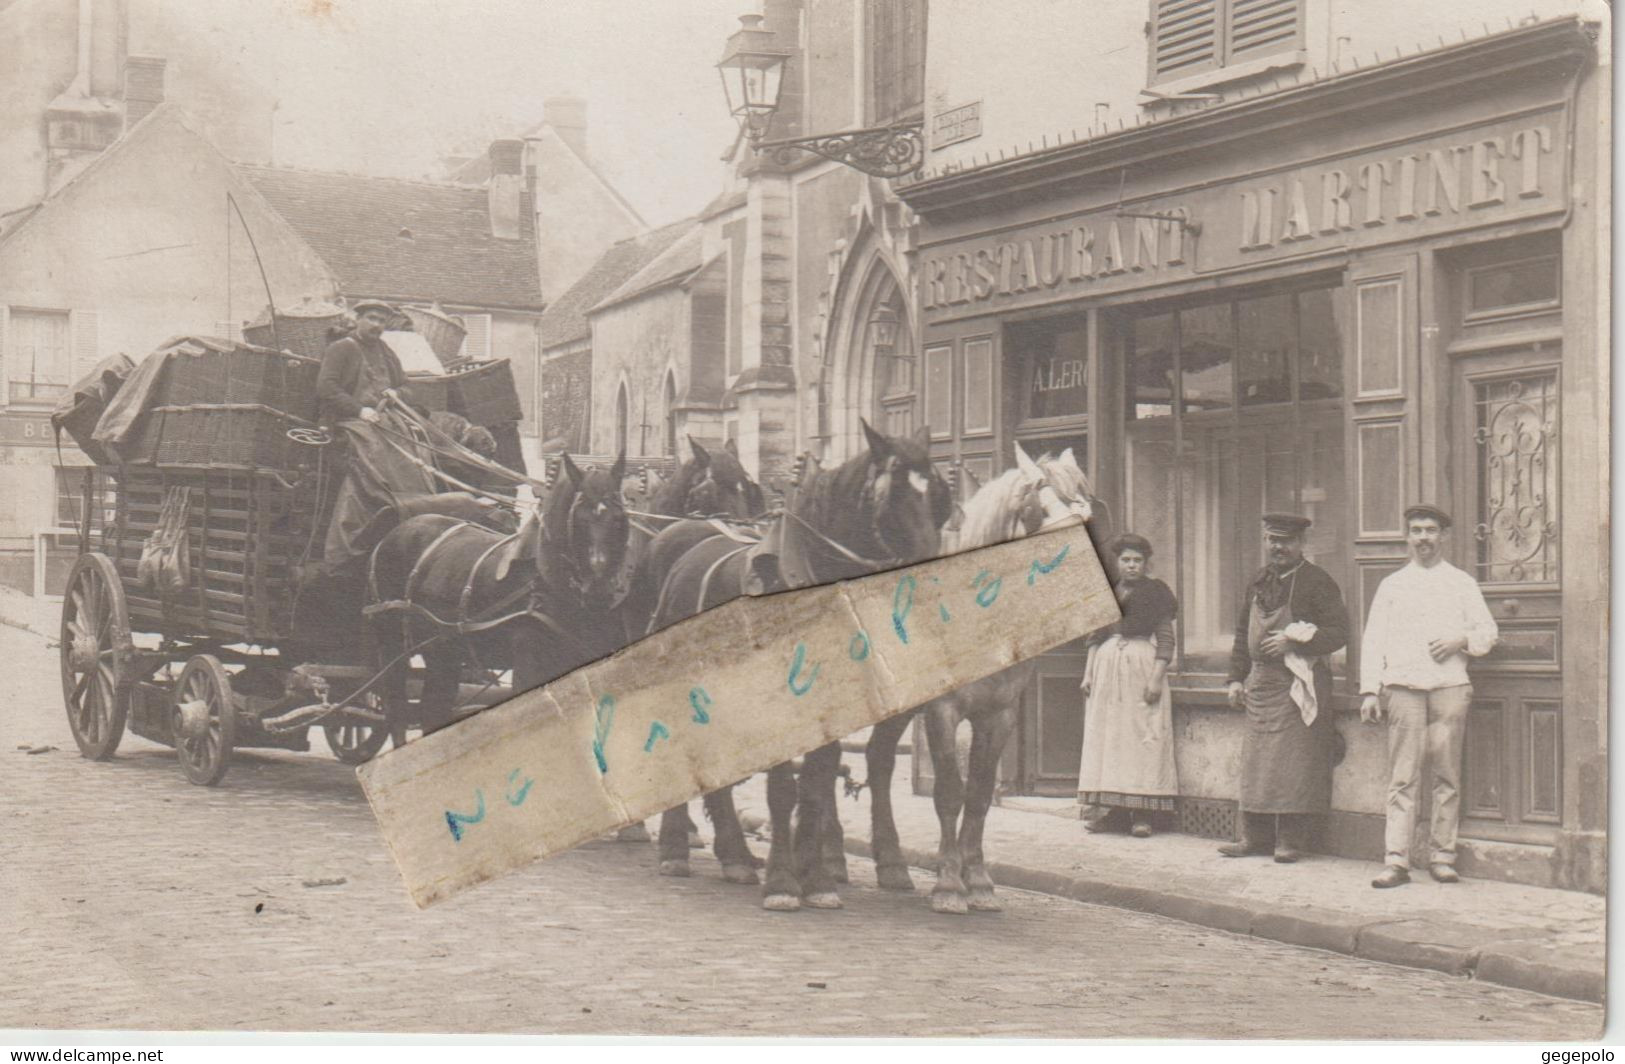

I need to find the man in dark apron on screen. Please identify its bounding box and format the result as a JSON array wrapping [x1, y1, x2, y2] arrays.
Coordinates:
[[1219, 513, 1349, 863], [316, 300, 436, 573]]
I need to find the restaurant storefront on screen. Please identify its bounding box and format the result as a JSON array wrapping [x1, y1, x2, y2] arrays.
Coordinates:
[[896, 19, 1605, 891]]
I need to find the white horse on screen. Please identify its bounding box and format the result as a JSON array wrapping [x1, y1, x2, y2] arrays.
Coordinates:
[[860, 443, 1098, 913]]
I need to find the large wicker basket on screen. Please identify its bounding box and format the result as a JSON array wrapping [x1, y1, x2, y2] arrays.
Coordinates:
[[151, 404, 323, 471], [243, 298, 349, 361], [401, 306, 467, 365], [450, 359, 523, 425]]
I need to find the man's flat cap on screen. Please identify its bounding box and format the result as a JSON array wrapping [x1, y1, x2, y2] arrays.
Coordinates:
[[1403, 503, 1453, 529], [1262, 512, 1312, 536], [349, 299, 398, 317]]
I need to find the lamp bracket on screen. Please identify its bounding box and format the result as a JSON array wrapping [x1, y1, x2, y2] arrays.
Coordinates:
[[757, 120, 925, 178]]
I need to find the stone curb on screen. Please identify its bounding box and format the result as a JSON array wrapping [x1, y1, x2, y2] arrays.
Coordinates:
[[842, 837, 1601, 1004]]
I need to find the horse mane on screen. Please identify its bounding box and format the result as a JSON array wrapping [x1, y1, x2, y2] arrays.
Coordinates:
[[948, 467, 1033, 552], [1036, 451, 1093, 502], [651, 457, 703, 517], [791, 450, 878, 552]]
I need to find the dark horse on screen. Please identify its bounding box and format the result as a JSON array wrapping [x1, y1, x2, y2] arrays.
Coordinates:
[[640, 419, 952, 910], [616, 436, 770, 849], [367, 453, 631, 738]]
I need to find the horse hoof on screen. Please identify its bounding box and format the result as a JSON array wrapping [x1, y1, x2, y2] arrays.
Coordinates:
[[968, 890, 1003, 913], [762, 893, 802, 912], [802, 892, 844, 910], [876, 866, 917, 892], [721, 863, 759, 885], [824, 861, 850, 885], [930, 891, 970, 916], [615, 823, 651, 843], [658, 860, 692, 878]]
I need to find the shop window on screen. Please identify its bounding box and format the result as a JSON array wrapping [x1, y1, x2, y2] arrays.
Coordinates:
[[1465, 255, 1560, 321], [1011, 316, 1088, 423], [868, 0, 926, 124], [8, 308, 71, 405], [1147, 0, 1305, 88], [1121, 284, 1347, 675]]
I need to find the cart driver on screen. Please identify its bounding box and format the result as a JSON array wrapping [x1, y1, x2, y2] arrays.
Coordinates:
[[317, 300, 410, 424]]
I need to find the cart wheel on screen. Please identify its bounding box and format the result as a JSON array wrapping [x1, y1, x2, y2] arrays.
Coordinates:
[[59, 552, 134, 760], [173, 654, 236, 786], [324, 693, 392, 765]]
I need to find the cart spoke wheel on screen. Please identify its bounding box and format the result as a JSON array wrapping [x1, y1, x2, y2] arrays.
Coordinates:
[[59, 553, 133, 760], [173, 654, 236, 786], [323, 693, 392, 765]]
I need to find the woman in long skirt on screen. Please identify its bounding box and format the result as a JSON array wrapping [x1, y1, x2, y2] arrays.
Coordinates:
[[1077, 533, 1179, 837]]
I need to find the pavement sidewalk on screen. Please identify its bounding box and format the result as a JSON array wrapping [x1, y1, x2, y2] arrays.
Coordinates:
[[733, 753, 1605, 1005], [4, 586, 1599, 1005]]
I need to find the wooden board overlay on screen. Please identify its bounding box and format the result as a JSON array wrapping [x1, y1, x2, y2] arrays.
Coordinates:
[[359, 520, 1116, 907]]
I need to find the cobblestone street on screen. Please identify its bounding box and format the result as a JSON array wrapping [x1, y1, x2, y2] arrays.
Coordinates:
[[0, 625, 1601, 1038]]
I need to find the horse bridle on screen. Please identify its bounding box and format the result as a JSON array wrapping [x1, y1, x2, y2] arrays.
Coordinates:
[[553, 485, 629, 602]]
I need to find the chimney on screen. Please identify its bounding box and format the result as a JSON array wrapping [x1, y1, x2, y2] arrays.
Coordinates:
[[125, 55, 165, 127], [45, 0, 128, 193], [487, 138, 525, 240], [543, 95, 588, 158]]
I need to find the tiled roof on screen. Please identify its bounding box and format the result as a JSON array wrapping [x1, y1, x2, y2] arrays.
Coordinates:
[[538, 218, 693, 348], [239, 165, 543, 310], [592, 224, 708, 313]]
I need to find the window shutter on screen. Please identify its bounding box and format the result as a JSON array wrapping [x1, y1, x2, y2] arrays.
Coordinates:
[[1225, 0, 1302, 64], [458, 312, 493, 362], [1151, 0, 1220, 81], [71, 309, 99, 381]]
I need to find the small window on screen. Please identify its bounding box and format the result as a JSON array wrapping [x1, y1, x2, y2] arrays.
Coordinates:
[[8, 308, 71, 405], [1465, 255, 1560, 321], [962, 339, 993, 435], [1148, 0, 1304, 87]]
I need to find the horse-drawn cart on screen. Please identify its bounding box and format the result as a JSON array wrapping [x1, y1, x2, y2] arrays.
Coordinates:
[[54, 333, 526, 785]]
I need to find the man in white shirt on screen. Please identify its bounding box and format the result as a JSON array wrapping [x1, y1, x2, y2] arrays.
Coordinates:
[[1360, 504, 1498, 888]]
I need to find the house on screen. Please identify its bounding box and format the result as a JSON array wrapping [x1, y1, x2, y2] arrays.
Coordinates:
[[537, 219, 695, 457], [239, 151, 547, 451], [892, 1, 1608, 890], [0, 105, 338, 594]]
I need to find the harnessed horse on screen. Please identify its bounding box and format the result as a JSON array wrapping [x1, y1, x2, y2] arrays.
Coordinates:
[[861, 445, 1100, 913], [365, 453, 631, 740], [639, 419, 953, 910]]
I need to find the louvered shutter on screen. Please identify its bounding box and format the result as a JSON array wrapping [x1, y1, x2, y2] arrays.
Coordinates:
[[71, 309, 99, 381], [1225, 0, 1302, 64], [458, 313, 493, 363], [1150, 0, 1220, 82]]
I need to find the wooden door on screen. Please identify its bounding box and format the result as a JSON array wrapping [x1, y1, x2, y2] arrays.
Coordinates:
[[1452, 348, 1563, 844]]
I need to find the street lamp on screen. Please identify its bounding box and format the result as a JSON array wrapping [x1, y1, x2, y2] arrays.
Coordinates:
[[868, 301, 903, 351], [716, 14, 789, 143], [716, 13, 925, 179]]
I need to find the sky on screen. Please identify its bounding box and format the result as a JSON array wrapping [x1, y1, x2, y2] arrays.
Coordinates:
[[130, 0, 753, 226]]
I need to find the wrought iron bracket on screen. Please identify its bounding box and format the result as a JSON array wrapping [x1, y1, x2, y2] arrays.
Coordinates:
[[756, 120, 925, 178]]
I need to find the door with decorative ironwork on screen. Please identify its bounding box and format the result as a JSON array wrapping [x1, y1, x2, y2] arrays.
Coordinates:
[[1452, 348, 1563, 844]]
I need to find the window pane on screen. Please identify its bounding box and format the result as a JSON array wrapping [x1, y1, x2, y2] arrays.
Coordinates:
[[1018, 322, 1087, 421], [1236, 293, 1292, 406], [1475, 370, 1559, 583], [963, 339, 993, 434], [1297, 287, 1343, 400], [1469, 257, 1559, 314], [1180, 302, 1234, 413], [924, 344, 952, 437], [1128, 313, 1175, 420]]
